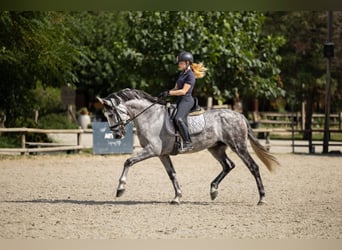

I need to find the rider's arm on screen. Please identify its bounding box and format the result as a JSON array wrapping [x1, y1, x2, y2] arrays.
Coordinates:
[[170, 83, 179, 91], [169, 83, 191, 96]]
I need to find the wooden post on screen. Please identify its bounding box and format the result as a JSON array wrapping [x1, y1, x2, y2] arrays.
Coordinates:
[[21, 133, 26, 155], [77, 131, 82, 147], [0, 112, 6, 135], [252, 98, 260, 128], [323, 11, 333, 154], [296, 112, 300, 130], [207, 97, 213, 110], [301, 102, 306, 131], [339, 112, 342, 130]]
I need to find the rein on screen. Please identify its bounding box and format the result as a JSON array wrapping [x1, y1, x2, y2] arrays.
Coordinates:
[[108, 98, 159, 129]]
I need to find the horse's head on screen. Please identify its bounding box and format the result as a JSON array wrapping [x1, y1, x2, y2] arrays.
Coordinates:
[[96, 96, 129, 139]]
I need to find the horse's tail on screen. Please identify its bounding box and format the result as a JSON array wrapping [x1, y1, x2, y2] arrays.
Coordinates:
[[245, 119, 279, 172]]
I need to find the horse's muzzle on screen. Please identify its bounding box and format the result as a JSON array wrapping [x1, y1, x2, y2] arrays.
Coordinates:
[[113, 133, 125, 139], [111, 128, 126, 139], [109, 123, 126, 139]]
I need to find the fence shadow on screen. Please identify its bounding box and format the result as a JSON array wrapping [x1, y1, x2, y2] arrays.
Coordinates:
[[3, 198, 233, 206]]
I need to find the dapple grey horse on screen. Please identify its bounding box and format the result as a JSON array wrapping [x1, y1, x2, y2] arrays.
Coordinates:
[[97, 88, 279, 205]]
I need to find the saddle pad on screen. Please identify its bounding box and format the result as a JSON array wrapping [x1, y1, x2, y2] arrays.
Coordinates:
[[164, 110, 206, 136], [188, 114, 205, 135]]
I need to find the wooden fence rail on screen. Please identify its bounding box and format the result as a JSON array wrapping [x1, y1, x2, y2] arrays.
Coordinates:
[[253, 128, 342, 154], [1, 115, 341, 155], [258, 112, 342, 130], [0, 128, 92, 154]]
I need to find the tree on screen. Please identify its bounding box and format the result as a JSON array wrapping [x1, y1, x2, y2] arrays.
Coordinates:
[[264, 11, 342, 137], [0, 11, 85, 126], [0, 11, 287, 127], [71, 11, 128, 96], [121, 11, 285, 104], [331, 12, 342, 112]]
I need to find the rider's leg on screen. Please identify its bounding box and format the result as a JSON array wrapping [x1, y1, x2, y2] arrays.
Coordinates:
[[175, 117, 193, 152], [174, 96, 194, 152]]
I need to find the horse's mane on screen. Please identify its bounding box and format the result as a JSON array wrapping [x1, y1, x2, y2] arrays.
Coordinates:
[[107, 88, 164, 104]]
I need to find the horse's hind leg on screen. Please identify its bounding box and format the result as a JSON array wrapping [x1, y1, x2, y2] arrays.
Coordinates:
[[208, 143, 235, 201], [235, 146, 266, 205], [159, 155, 182, 205]]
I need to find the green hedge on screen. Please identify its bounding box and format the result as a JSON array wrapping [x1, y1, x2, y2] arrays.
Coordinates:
[[38, 114, 79, 129]]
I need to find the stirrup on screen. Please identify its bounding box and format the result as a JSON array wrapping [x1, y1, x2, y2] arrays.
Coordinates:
[[179, 142, 193, 153]]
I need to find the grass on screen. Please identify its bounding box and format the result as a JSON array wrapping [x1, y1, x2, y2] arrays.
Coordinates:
[[80, 148, 93, 154], [0, 135, 21, 148]]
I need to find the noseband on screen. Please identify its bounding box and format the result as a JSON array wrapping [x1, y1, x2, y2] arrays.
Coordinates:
[[107, 99, 126, 130]]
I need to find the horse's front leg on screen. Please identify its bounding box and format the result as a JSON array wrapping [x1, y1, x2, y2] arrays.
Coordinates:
[[159, 155, 182, 205], [116, 145, 155, 197]]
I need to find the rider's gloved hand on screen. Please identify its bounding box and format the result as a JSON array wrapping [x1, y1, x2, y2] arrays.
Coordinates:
[[158, 90, 169, 99]]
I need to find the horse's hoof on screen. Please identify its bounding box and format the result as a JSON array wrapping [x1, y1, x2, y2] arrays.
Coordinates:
[[116, 189, 125, 197], [170, 197, 180, 205], [210, 186, 218, 201], [210, 190, 218, 201], [257, 199, 267, 205]]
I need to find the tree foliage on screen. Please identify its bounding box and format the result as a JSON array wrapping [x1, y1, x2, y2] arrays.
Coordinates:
[[0, 11, 84, 126], [265, 11, 342, 113], [109, 11, 285, 102], [6, 11, 341, 128], [71, 12, 127, 95], [72, 11, 285, 104]]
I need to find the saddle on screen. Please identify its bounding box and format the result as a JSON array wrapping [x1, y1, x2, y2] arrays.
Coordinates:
[[164, 97, 206, 155], [168, 97, 203, 119]]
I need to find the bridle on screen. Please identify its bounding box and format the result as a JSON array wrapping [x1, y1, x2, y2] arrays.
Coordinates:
[[107, 98, 159, 131]]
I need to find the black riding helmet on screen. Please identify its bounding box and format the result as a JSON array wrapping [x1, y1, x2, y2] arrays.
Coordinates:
[[176, 51, 194, 64]]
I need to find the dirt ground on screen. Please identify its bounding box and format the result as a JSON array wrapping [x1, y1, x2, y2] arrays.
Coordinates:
[[0, 150, 341, 239]]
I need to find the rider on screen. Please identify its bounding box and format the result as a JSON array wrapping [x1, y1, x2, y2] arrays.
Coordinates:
[[159, 51, 207, 153]]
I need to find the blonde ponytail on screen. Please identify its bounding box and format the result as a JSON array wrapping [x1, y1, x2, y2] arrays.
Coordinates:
[[191, 62, 207, 79]]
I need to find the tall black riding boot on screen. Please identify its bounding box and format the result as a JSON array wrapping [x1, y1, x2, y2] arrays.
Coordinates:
[[176, 118, 193, 153]]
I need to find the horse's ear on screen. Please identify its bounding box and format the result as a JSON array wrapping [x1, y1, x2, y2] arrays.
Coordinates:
[[96, 96, 104, 104], [96, 96, 112, 107]]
